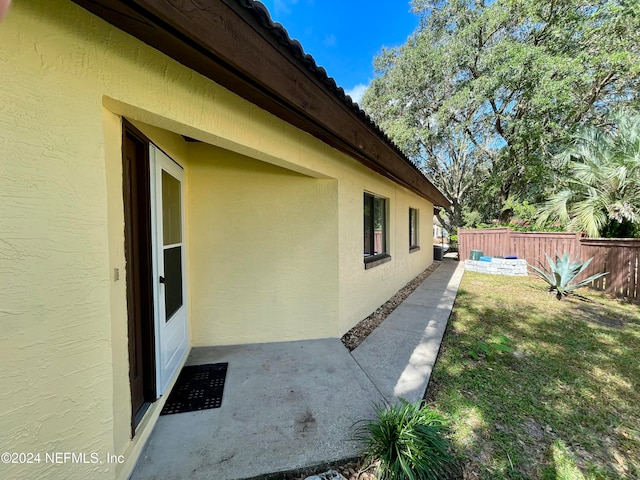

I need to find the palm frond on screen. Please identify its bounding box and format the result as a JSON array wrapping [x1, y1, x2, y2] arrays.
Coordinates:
[[542, 110, 640, 237]]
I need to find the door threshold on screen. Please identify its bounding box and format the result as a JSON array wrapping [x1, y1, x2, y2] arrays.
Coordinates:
[[133, 401, 152, 431]]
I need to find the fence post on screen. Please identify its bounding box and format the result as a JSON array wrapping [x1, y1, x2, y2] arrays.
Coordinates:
[[576, 232, 583, 259]]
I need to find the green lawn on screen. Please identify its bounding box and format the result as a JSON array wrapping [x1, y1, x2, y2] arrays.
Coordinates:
[[426, 271, 640, 479]]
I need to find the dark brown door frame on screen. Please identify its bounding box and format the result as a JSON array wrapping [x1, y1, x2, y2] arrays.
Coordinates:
[[122, 119, 157, 435]]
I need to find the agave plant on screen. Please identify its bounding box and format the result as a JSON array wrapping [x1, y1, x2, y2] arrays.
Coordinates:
[[531, 253, 608, 300]]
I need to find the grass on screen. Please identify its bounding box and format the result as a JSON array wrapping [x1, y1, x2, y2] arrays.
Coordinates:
[[425, 271, 640, 479]]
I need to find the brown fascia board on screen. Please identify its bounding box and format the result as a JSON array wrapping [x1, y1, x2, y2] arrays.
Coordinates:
[[69, 0, 451, 208]]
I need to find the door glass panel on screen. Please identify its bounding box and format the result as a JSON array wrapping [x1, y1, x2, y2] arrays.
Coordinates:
[[163, 246, 183, 321], [161, 168, 183, 322], [162, 170, 181, 246]]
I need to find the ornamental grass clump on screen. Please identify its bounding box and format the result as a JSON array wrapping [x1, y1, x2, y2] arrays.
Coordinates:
[[530, 252, 608, 300], [355, 400, 456, 480]]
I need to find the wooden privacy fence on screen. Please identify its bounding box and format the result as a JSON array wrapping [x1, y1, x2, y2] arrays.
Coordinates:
[[458, 228, 639, 302], [580, 239, 639, 300]]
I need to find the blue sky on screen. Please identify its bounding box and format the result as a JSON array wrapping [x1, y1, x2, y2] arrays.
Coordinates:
[[259, 0, 420, 104]]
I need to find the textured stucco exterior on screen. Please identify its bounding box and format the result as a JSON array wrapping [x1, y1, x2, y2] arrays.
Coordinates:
[[0, 1, 434, 479]]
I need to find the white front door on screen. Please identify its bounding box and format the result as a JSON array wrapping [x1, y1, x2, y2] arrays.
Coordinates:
[[150, 145, 188, 395]]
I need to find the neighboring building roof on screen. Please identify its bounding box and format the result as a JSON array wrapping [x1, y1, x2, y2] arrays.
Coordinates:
[[70, 0, 451, 208]]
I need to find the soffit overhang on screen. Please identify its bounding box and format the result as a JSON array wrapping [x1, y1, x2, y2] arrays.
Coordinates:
[[70, 0, 451, 208]]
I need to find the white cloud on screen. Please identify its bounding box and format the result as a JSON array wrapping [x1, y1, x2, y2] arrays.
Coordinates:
[[345, 83, 368, 104], [273, 0, 298, 15], [323, 33, 336, 47]]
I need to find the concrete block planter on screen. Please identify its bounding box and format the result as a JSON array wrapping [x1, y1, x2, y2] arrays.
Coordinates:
[[464, 258, 528, 276]]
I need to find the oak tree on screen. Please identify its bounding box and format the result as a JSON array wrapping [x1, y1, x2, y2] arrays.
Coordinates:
[[362, 0, 640, 227]]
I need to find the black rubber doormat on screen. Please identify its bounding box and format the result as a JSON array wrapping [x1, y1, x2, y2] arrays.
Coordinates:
[[160, 363, 228, 415]]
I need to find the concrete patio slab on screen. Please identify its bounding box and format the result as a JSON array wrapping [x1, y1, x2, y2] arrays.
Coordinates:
[[130, 258, 464, 480], [131, 339, 383, 480]]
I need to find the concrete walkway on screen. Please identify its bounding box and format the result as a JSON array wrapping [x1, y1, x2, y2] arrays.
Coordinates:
[[130, 258, 464, 480], [352, 257, 464, 404]]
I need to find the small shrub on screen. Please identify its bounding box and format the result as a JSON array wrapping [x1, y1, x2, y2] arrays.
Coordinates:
[[531, 253, 608, 300], [354, 400, 456, 480]]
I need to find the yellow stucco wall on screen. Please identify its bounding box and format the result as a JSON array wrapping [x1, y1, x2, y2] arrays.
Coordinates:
[[0, 3, 117, 479], [0, 1, 434, 479], [336, 159, 434, 336], [186, 143, 340, 345]]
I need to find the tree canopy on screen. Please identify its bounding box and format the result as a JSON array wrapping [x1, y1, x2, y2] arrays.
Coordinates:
[[362, 0, 640, 231]]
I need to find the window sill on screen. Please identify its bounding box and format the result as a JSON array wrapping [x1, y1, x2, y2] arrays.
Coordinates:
[[409, 246, 421, 253], [364, 254, 392, 270]]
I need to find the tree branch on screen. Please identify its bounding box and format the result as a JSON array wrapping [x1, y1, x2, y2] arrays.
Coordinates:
[[572, 71, 617, 124]]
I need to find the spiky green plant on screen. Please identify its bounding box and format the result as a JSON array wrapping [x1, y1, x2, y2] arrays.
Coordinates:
[[354, 400, 456, 480], [530, 253, 608, 299]]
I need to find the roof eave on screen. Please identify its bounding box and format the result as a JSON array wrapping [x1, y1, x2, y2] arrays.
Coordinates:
[[69, 0, 451, 208]]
